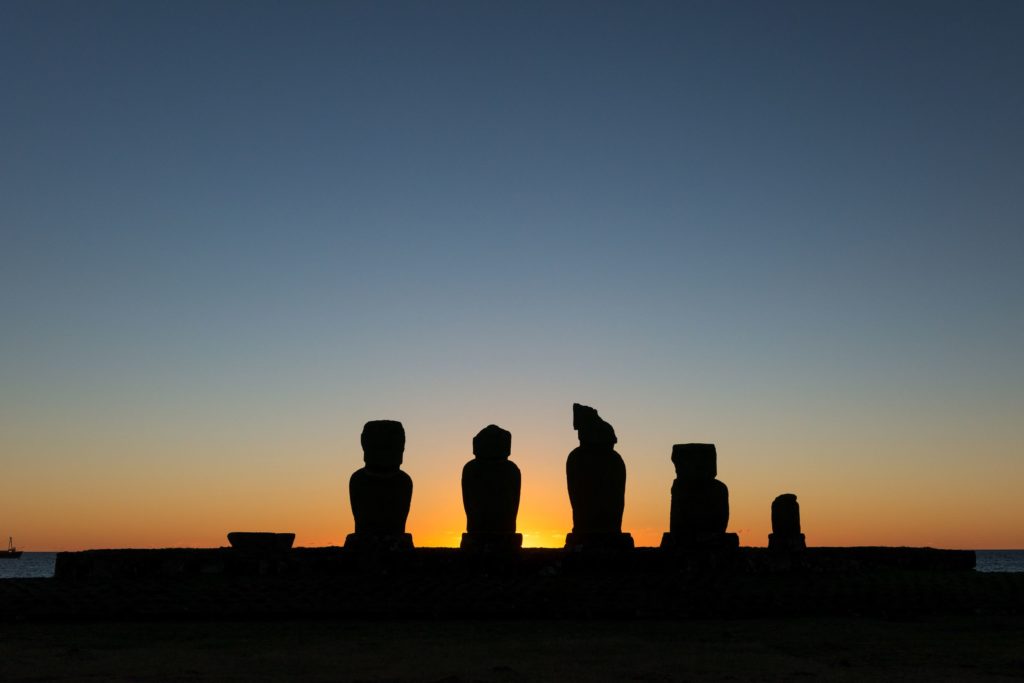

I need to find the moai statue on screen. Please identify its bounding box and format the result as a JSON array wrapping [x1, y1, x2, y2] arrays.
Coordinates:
[[565, 403, 634, 550], [661, 443, 739, 550], [768, 493, 806, 551], [460, 424, 523, 551], [345, 420, 414, 550]]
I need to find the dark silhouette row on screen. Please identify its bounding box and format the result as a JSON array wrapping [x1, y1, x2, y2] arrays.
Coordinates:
[[345, 404, 805, 552]]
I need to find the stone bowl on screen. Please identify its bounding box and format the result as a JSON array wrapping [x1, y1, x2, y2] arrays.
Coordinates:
[[227, 532, 295, 552]]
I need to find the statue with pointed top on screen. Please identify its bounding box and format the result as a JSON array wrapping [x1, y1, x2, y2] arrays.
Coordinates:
[[345, 419, 414, 550], [661, 443, 738, 550], [565, 403, 633, 550], [461, 424, 523, 551]]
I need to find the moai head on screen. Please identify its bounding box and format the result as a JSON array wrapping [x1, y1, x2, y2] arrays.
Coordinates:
[[572, 403, 617, 448], [671, 443, 717, 481], [361, 420, 405, 471], [771, 493, 801, 535], [473, 424, 512, 461]]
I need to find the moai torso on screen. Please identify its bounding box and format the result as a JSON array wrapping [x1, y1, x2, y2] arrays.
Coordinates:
[[462, 425, 521, 535], [350, 468, 413, 534]]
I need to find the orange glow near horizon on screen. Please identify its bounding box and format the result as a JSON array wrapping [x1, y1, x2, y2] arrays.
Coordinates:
[[4, 413, 1023, 552], [15, 508, 1016, 553], [9, 459, 1021, 553]]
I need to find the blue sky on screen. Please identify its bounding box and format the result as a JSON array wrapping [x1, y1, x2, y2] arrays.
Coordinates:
[[2, 1, 1022, 548]]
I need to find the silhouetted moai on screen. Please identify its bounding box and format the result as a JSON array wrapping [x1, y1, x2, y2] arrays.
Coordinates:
[[768, 493, 806, 551], [565, 403, 634, 550], [461, 424, 523, 551], [345, 420, 414, 550], [661, 443, 739, 549]]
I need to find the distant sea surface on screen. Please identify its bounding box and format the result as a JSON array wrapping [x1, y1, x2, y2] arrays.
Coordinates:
[[0, 552, 56, 578], [1, 550, 1022, 579], [976, 550, 1024, 573]]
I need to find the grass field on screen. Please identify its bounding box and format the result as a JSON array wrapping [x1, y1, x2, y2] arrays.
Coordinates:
[[2, 616, 1023, 682]]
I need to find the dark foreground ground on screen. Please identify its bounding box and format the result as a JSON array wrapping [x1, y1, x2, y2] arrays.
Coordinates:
[[1, 616, 1023, 682], [5, 548, 1018, 681]]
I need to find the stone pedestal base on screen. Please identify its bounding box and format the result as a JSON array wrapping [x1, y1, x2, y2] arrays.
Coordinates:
[[768, 533, 806, 551], [460, 533, 523, 552], [564, 532, 635, 551], [227, 532, 295, 554], [344, 533, 414, 551], [660, 532, 739, 551]]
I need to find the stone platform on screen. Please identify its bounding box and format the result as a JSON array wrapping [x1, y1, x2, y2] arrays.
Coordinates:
[[0, 546, 996, 622], [51, 545, 976, 581]]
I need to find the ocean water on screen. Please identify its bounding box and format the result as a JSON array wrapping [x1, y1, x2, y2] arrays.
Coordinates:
[[0, 552, 56, 578], [1, 550, 1022, 579], [975, 550, 1024, 573]]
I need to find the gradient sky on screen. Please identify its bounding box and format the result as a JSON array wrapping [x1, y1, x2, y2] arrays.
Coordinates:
[[2, 1, 1022, 551]]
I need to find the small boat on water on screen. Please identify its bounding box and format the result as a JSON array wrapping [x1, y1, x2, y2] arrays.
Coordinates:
[[2, 537, 22, 559]]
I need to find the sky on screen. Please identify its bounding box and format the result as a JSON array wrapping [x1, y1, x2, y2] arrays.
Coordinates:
[[2, 1, 1022, 551]]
